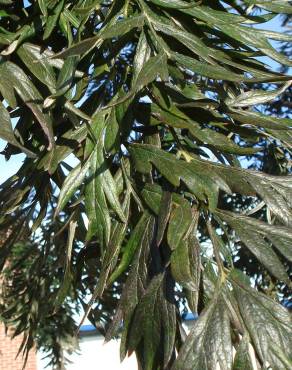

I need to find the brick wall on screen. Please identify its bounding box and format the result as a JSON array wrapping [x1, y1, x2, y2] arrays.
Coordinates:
[[0, 324, 37, 370], [1, 223, 37, 369]]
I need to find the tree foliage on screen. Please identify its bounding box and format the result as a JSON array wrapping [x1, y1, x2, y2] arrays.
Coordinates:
[[0, 1, 291, 369]]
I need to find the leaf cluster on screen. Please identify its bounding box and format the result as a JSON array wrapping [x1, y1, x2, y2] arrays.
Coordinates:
[[0, 1, 291, 369]]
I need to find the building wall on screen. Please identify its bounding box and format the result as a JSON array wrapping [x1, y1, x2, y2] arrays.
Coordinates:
[[0, 324, 37, 370], [36, 322, 197, 370], [37, 335, 138, 370]]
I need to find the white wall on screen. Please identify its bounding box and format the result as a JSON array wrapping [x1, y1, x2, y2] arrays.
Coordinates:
[[37, 321, 198, 370], [37, 336, 138, 370]]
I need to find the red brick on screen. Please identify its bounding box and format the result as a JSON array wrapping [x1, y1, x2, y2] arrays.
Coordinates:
[[0, 324, 37, 370]]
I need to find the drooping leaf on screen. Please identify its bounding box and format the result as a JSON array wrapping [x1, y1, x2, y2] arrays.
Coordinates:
[[217, 23, 292, 66], [167, 199, 194, 250], [55, 220, 77, 307], [226, 81, 292, 108], [17, 43, 56, 91], [52, 14, 145, 59], [132, 30, 151, 86], [171, 233, 201, 293], [216, 209, 290, 283], [43, 0, 64, 40], [130, 144, 231, 210], [133, 53, 169, 94], [0, 101, 36, 157], [55, 156, 91, 216], [0, 1, 292, 369], [104, 107, 120, 153], [232, 335, 255, 370], [150, 103, 259, 155], [172, 291, 233, 370], [38, 124, 87, 173], [231, 270, 292, 369], [108, 212, 153, 284], [85, 147, 111, 245], [172, 52, 245, 82], [128, 273, 176, 370], [0, 60, 55, 149], [243, 1, 292, 15], [96, 190, 131, 296], [38, 0, 47, 17], [229, 110, 292, 130]]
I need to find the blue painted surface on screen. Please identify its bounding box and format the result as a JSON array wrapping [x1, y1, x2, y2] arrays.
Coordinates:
[[181, 312, 198, 321], [79, 325, 98, 333], [282, 299, 292, 309]]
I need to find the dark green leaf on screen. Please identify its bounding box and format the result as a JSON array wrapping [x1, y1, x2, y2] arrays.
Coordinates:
[[172, 292, 233, 370], [38, 0, 48, 17], [229, 110, 292, 130], [108, 212, 152, 284], [167, 199, 194, 250], [17, 43, 56, 91], [56, 156, 91, 216], [132, 30, 151, 86], [0, 101, 36, 157], [216, 210, 291, 283], [171, 233, 201, 292], [85, 151, 111, 244], [172, 53, 245, 82], [55, 220, 77, 307], [130, 144, 230, 210], [231, 270, 292, 369], [226, 81, 292, 107], [0, 61, 55, 149], [52, 14, 144, 59], [156, 190, 172, 246], [43, 0, 64, 40], [232, 335, 255, 370], [128, 273, 176, 370]]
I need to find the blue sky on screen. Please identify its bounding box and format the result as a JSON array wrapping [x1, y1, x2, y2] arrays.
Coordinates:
[[0, 13, 288, 185]]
